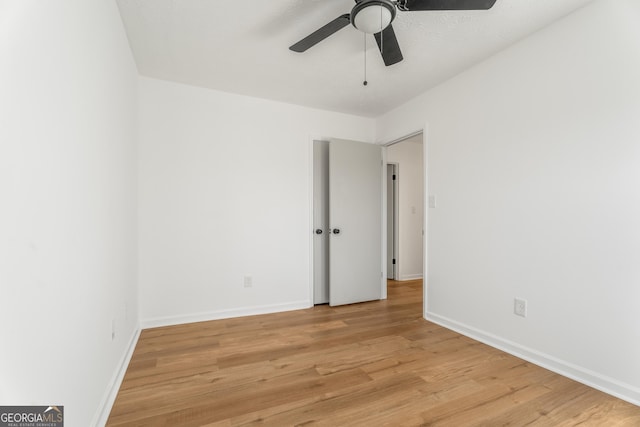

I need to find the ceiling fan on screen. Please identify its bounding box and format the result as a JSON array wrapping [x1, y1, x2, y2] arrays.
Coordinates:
[[290, 0, 498, 66]]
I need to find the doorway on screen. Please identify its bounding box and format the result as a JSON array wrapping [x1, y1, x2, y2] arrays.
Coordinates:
[[385, 133, 424, 283]]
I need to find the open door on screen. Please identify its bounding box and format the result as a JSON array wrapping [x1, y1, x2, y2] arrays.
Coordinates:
[[329, 139, 382, 306]]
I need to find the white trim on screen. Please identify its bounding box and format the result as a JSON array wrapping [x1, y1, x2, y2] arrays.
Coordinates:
[[92, 326, 141, 427], [381, 146, 388, 299], [140, 301, 311, 329], [426, 312, 640, 407], [422, 125, 429, 317], [398, 274, 423, 281], [384, 130, 423, 147]]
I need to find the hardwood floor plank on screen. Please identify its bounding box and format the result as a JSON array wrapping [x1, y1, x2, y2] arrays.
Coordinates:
[[229, 372, 427, 427], [107, 279, 640, 426]]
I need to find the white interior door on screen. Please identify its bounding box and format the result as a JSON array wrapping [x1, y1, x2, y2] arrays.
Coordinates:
[[313, 141, 329, 304], [329, 139, 382, 306]]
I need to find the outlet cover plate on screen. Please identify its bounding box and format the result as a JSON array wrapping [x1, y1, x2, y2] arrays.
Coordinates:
[[514, 298, 527, 317], [243, 276, 253, 288]]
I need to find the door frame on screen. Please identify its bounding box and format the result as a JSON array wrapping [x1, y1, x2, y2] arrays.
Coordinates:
[[381, 126, 428, 316]]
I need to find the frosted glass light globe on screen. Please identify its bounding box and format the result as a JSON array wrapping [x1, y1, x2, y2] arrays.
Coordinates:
[[353, 5, 392, 34]]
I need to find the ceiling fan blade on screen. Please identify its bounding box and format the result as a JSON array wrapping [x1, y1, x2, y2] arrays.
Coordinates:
[[374, 24, 403, 66], [401, 0, 497, 11], [289, 14, 351, 52]]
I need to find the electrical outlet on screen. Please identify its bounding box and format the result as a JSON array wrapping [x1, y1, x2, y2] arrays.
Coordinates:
[[243, 275, 253, 288], [514, 298, 527, 318]]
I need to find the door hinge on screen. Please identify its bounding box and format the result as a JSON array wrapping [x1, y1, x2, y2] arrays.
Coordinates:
[[392, 259, 396, 265], [392, 174, 396, 180]]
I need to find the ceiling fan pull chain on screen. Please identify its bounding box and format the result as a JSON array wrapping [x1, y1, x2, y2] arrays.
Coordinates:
[[363, 33, 368, 86], [364, 1, 384, 86], [380, 1, 384, 52]]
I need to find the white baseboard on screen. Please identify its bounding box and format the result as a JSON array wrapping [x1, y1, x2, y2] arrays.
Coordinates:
[[398, 274, 423, 281], [92, 326, 141, 427], [426, 312, 640, 407], [141, 300, 312, 330]]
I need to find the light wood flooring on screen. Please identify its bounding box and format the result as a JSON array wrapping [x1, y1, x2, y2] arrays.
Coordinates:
[[107, 280, 640, 426]]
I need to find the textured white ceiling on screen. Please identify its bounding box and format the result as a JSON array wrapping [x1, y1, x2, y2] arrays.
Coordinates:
[[116, 0, 595, 117]]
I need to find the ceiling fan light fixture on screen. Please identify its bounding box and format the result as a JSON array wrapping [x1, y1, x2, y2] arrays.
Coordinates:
[[352, 0, 396, 34]]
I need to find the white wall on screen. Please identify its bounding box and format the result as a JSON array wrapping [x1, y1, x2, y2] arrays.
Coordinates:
[[138, 77, 374, 326], [377, 0, 640, 405], [0, 1, 139, 425], [386, 136, 424, 280]]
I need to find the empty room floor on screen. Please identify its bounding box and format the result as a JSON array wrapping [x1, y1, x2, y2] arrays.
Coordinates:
[[107, 280, 640, 426]]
